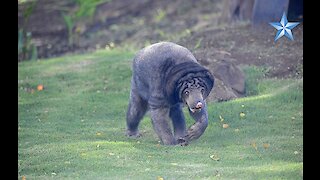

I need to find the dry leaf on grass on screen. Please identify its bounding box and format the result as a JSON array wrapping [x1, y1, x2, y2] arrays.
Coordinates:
[[37, 84, 44, 91], [263, 143, 270, 149], [239, 112, 245, 118], [219, 115, 224, 122], [210, 154, 220, 161], [251, 142, 258, 150], [222, 123, 229, 129]]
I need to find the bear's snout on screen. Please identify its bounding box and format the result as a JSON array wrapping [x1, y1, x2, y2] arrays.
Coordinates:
[[195, 102, 202, 109]]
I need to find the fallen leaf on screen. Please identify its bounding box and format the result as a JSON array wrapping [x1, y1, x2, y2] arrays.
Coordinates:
[[263, 143, 270, 149], [210, 154, 220, 161], [109, 152, 115, 156], [171, 163, 178, 166], [239, 112, 246, 118], [294, 151, 299, 155], [96, 132, 102, 136], [157, 176, 164, 180], [37, 84, 44, 91], [241, 104, 245, 108], [219, 115, 224, 122], [251, 142, 257, 150], [222, 123, 229, 128], [22, 176, 26, 180], [234, 128, 240, 132]]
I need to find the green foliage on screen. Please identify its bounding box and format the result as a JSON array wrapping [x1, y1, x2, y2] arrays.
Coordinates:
[[74, 0, 111, 19], [18, 50, 302, 179], [194, 37, 203, 50], [242, 66, 270, 96], [154, 9, 167, 23], [21, 0, 37, 25], [18, 0, 38, 61], [61, 0, 112, 46], [18, 29, 38, 61], [62, 13, 75, 45]]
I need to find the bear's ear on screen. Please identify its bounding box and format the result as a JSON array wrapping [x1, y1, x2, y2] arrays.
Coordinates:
[[203, 71, 214, 99]]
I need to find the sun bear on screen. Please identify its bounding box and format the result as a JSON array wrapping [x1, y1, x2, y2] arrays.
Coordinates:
[[126, 42, 214, 145]]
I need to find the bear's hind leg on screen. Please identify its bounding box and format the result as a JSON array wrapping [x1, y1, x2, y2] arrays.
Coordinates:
[[126, 88, 148, 137]]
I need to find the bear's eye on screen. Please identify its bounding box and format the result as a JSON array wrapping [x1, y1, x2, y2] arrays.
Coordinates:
[[185, 91, 189, 96]]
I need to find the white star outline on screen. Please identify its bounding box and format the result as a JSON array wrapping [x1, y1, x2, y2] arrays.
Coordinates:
[[269, 12, 300, 41]]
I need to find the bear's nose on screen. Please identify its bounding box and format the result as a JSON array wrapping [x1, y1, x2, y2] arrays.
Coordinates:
[[196, 102, 202, 109]]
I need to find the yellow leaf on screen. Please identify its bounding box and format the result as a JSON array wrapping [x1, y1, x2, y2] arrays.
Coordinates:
[[219, 115, 224, 122], [210, 154, 220, 161], [234, 128, 240, 132], [109, 152, 115, 156], [22, 176, 26, 180], [222, 123, 229, 128], [263, 143, 270, 149], [240, 112, 245, 118], [157, 176, 164, 180], [251, 142, 257, 150], [96, 132, 102, 136]]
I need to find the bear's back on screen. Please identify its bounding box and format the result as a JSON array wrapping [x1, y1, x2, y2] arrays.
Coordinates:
[[133, 42, 197, 70]]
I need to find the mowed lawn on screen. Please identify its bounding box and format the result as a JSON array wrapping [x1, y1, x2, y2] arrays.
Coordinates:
[[18, 49, 303, 179]]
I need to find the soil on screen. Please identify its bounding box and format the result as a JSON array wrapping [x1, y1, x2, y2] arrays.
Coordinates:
[[18, 0, 303, 79]]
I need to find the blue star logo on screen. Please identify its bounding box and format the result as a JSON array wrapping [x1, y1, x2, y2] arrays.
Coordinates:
[[269, 12, 300, 41]]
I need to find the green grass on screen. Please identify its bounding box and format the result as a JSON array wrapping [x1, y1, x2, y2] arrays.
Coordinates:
[[18, 49, 303, 179]]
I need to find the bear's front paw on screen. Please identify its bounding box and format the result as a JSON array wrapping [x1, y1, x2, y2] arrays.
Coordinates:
[[177, 137, 189, 146]]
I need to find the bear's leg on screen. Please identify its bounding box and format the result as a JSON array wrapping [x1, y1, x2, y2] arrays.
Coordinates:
[[169, 104, 187, 140], [150, 107, 176, 145], [185, 101, 209, 141], [126, 88, 148, 137]]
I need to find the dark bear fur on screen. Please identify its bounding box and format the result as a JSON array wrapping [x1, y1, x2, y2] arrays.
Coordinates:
[[126, 42, 214, 145]]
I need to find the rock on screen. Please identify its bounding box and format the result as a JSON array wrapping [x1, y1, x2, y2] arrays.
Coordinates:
[[194, 49, 245, 102]]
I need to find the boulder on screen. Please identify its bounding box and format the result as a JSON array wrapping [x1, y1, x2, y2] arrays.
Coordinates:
[[193, 49, 245, 102]]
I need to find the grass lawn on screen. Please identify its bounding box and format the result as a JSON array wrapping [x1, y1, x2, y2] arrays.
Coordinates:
[[18, 49, 303, 179]]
